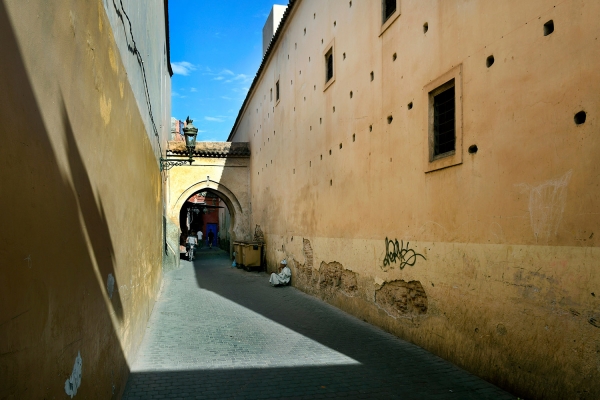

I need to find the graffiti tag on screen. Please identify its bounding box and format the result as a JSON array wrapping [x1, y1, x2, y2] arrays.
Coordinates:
[[382, 237, 426, 270]]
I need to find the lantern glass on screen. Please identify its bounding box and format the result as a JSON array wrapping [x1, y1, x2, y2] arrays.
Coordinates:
[[183, 125, 198, 150]]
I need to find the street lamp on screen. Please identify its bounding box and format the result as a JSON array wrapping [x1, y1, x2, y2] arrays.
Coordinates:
[[160, 116, 198, 171]]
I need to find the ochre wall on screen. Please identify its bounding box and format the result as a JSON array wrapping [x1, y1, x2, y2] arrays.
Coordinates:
[[230, 0, 600, 398], [167, 155, 252, 244], [0, 0, 165, 397]]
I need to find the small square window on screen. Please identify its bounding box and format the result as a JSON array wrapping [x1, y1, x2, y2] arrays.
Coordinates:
[[325, 49, 334, 82], [383, 0, 397, 23]]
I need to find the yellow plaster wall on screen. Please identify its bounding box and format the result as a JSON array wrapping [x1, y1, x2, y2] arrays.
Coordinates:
[[230, 0, 600, 398], [167, 156, 252, 243], [0, 0, 165, 397]]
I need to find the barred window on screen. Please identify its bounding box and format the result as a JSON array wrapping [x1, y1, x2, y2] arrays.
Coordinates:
[[325, 49, 333, 82], [433, 83, 455, 157], [383, 0, 397, 23], [425, 65, 462, 172]]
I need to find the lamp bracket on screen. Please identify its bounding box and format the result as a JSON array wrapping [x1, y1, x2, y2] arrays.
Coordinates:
[[160, 157, 195, 171]]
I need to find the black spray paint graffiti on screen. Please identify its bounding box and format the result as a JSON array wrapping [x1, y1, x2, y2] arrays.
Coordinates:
[[382, 238, 426, 269]]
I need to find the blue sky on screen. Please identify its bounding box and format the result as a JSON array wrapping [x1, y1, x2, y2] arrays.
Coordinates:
[[168, 1, 287, 142]]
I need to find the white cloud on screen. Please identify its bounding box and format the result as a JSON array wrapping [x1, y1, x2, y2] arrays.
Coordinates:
[[233, 74, 250, 81], [222, 74, 251, 85], [171, 61, 197, 76], [190, 88, 197, 92], [204, 116, 224, 122], [206, 69, 235, 80]]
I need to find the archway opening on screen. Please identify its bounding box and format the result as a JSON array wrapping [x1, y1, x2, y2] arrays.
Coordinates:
[[178, 189, 233, 253]]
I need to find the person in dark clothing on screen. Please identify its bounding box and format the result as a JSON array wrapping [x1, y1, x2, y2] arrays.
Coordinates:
[[207, 230, 215, 249]]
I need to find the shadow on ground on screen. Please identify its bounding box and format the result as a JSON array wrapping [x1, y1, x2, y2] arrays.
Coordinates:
[[123, 249, 514, 400]]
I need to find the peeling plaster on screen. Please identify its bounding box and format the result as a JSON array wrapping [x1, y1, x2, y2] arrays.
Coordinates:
[[375, 280, 428, 319]]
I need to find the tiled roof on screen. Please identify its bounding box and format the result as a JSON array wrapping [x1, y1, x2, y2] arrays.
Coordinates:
[[167, 141, 251, 158]]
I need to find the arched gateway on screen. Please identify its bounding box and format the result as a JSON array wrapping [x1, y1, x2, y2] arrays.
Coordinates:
[[165, 142, 252, 258]]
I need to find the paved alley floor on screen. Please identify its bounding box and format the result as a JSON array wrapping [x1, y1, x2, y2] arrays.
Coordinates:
[[122, 249, 515, 400]]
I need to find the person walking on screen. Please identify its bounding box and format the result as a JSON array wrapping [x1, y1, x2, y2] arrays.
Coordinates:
[[207, 229, 214, 249], [197, 230, 203, 249], [186, 231, 198, 260]]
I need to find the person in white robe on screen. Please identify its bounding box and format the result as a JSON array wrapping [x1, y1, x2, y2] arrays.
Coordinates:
[[197, 230, 203, 248], [186, 233, 198, 260], [270, 260, 291, 286]]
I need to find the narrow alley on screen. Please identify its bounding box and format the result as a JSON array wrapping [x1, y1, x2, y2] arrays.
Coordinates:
[[3, 1, 599, 398], [122, 249, 514, 399]]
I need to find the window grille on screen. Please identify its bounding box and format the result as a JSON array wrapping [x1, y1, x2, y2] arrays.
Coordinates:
[[325, 51, 333, 82], [433, 85, 455, 156], [383, 0, 396, 23]]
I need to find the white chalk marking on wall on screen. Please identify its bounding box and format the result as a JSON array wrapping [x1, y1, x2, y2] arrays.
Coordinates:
[[64, 351, 82, 398], [523, 170, 572, 243], [107, 273, 115, 299], [489, 222, 506, 243], [24, 255, 32, 268]]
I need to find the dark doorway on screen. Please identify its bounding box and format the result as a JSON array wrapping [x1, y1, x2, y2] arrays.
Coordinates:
[[206, 223, 218, 248], [179, 191, 223, 248]]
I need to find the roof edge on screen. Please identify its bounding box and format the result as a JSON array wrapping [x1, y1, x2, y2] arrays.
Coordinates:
[[227, 0, 299, 142], [164, 0, 173, 77]]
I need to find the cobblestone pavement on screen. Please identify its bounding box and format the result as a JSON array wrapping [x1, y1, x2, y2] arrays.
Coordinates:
[[123, 249, 515, 400]]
